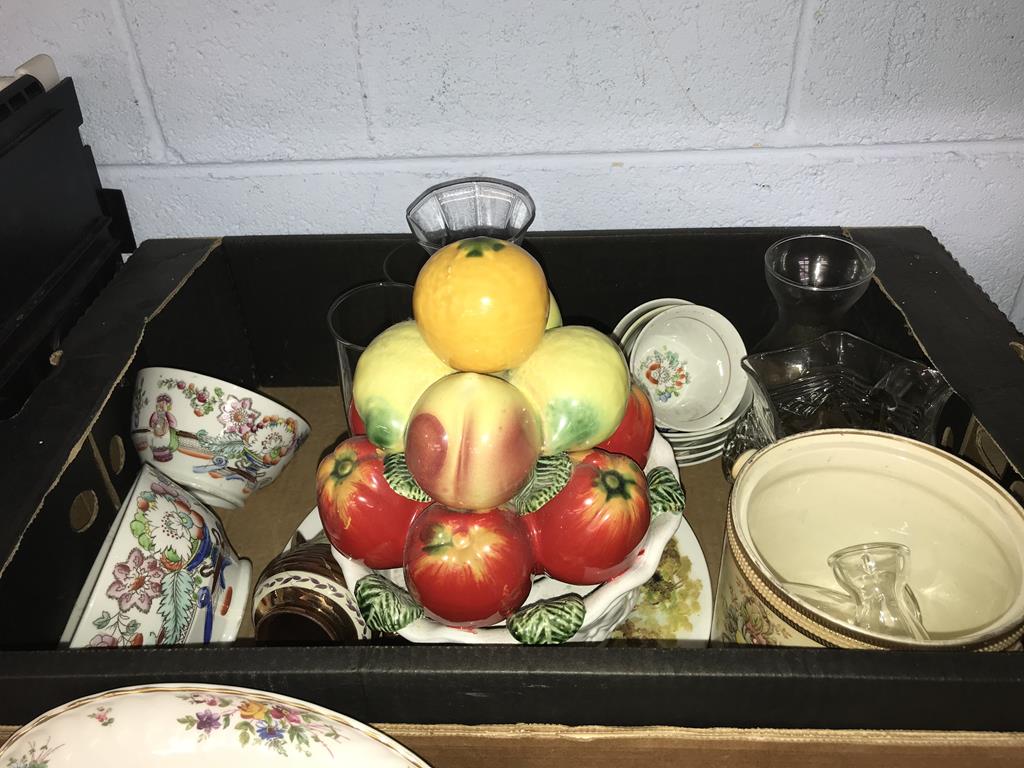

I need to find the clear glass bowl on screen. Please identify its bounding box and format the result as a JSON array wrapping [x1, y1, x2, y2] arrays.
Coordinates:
[[722, 331, 953, 481], [405, 177, 536, 254]]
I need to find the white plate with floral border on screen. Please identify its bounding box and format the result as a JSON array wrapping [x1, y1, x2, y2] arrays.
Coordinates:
[[330, 431, 686, 645], [0, 683, 431, 767]]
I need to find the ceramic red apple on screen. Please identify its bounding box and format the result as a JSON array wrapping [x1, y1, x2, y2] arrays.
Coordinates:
[[595, 382, 655, 466], [405, 372, 541, 509], [522, 448, 650, 585], [403, 503, 534, 627], [316, 436, 429, 569]]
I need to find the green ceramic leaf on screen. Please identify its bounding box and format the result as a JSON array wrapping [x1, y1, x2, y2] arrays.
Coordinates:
[[354, 573, 423, 633], [157, 568, 197, 644], [507, 594, 586, 645], [513, 453, 574, 515], [646, 466, 686, 518], [92, 611, 112, 629], [382, 453, 432, 502]]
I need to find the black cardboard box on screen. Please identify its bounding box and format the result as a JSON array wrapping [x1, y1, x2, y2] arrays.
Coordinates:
[[0, 227, 1023, 740]]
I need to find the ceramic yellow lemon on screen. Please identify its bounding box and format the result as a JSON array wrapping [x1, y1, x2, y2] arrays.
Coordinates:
[[352, 320, 455, 452], [508, 326, 630, 455], [413, 237, 549, 372]]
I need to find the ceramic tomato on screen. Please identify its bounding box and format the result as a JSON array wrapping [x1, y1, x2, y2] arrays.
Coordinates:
[[316, 436, 429, 569], [522, 448, 650, 585], [595, 383, 655, 466], [403, 503, 533, 627], [347, 399, 366, 436]]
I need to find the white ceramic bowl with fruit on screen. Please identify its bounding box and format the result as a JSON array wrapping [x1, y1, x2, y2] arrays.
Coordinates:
[[333, 430, 684, 644], [322, 236, 685, 644]]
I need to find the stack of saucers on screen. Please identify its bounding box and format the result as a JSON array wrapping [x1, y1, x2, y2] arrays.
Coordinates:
[[613, 299, 752, 466]]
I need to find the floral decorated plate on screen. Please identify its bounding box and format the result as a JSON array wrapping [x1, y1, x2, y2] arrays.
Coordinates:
[[333, 431, 686, 645], [607, 511, 712, 647], [0, 683, 431, 767], [630, 305, 747, 433]]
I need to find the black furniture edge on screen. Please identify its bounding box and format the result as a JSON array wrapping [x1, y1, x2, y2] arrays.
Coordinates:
[[0, 645, 1019, 730]]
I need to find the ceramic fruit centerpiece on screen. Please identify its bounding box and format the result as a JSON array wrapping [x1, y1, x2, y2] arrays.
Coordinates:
[[318, 236, 686, 644]]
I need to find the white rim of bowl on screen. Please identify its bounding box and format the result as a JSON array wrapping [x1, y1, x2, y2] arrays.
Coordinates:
[[612, 298, 694, 340], [137, 366, 311, 435], [620, 307, 676, 355], [673, 442, 726, 460]]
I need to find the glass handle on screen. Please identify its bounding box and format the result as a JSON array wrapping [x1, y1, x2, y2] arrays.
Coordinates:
[[828, 542, 929, 642]]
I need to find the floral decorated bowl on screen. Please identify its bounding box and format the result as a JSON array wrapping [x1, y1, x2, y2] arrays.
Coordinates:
[[61, 464, 251, 648], [0, 683, 431, 766], [131, 367, 311, 509], [334, 431, 686, 644], [629, 305, 747, 433]]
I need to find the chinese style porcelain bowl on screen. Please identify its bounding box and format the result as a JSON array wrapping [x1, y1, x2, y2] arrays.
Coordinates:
[[713, 430, 1024, 650], [0, 684, 431, 766], [61, 464, 251, 648], [132, 367, 311, 509]]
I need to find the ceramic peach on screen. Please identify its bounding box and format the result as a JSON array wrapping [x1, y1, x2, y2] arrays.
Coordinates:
[[0, 684, 432, 766], [132, 367, 310, 509], [351, 320, 455, 453], [508, 326, 630, 455], [62, 464, 250, 648], [712, 429, 1024, 650], [405, 372, 541, 509], [413, 237, 549, 372]]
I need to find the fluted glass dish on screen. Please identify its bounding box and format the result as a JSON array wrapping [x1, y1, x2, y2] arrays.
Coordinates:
[[722, 332, 953, 481], [404, 177, 536, 254]]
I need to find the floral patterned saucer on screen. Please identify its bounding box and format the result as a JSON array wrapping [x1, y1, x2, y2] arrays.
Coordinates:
[[629, 305, 747, 433], [0, 683, 431, 766]]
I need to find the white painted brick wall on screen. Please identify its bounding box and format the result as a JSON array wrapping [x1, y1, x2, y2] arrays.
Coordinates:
[[4, 0, 1024, 327]]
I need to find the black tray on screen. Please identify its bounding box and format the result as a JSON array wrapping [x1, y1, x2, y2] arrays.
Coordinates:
[[0, 227, 1022, 730]]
